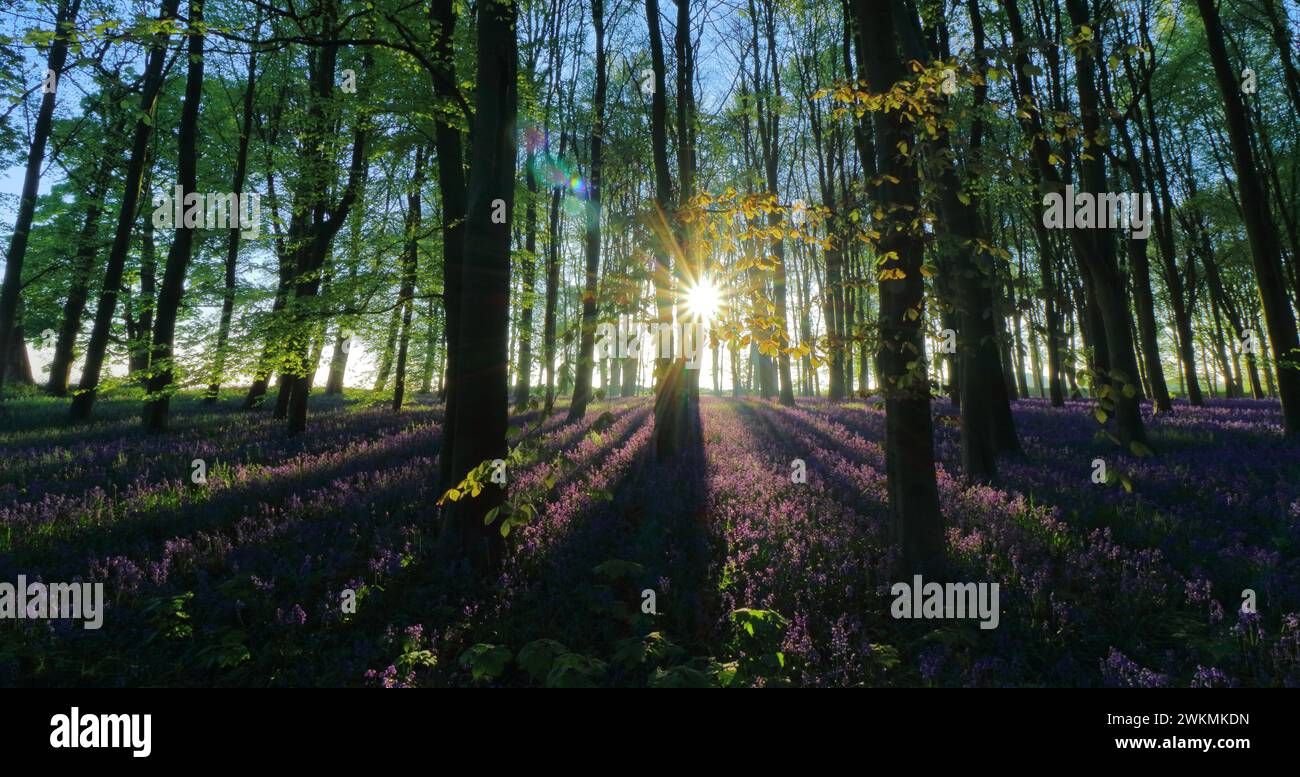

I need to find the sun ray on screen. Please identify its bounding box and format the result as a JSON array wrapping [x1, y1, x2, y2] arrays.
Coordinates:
[[685, 276, 723, 322]]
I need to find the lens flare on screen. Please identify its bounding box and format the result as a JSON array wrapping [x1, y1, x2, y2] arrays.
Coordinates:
[[685, 276, 723, 321]]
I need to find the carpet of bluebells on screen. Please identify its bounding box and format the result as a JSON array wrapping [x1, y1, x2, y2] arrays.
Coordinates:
[[1, 390, 1298, 687]]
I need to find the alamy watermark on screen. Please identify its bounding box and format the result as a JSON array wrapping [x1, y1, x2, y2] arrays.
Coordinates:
[[595, 316, 706, 370], [152, 186, 261, 239], [1042, 184, 1152, 240], [50, 708, 151, 758], [0, 575, 104, 629], [891, 575, 1000, 630]]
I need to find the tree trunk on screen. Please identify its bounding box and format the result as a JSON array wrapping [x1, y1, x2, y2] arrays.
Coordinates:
[[1102, 54, 1171, 413], [1260, 0, 1300, 117], [428, 0, 470, 485], [419, 295, 439, 394], [283, 12, 370, 436], [1010, 257, 1031, 399], [646, 0, 691, 459], [4, 317, 33, 386], [307, 310, 328, 391], [142, 0, 206, 433], [751, 0, 795, 407], [245, 137, 292, 410], [1197, 0, 1300, 434], [392, 146, 426, 412], [567, 0, 607, 422], [854, 0, 944, 577], [1130, 29, 1202, 407], [0, 0, 81, 389], [48, 153, 112, 396], [206, 27, 258, 402], [1002, 7, 1065, 407], [132, 181, 158, 381], [514, 157, 538, 409], [440, 0, 518, 571], [1062, 0, 1147, 446], [373, 304, 401, 392], [69, 0, 179, 420], [542, 135, 566, 414], [905, 0, 1017, 478]]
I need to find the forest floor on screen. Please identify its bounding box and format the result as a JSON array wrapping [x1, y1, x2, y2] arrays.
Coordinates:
[[1, 390, 1298, 687]]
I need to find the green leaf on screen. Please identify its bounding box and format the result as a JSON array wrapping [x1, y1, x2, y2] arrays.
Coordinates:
[[546, 653, 607, 688], [458, 643, 512, 682], [649, 665, 712, 688], [613, 631, 683, 670], [499, 515, 520, 537], [397, 649, 438, 672], [517, 639, 568, 684]]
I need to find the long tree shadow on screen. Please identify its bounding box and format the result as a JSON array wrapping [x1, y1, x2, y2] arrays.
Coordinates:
[[0, 400, 647, 686], [396, 395, 718, 685], [0, 399, 446, 507], [0, 400, 637, 598], [257, 399, 664, 686], [734, 400, 894, 515], [0, 422, 446, 581]]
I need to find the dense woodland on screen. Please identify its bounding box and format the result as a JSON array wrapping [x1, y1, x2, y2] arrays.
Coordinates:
[[0, 0, 1298, 687]]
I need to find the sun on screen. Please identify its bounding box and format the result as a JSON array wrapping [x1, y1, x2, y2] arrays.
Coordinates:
[[685, 276, 723, 321]]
